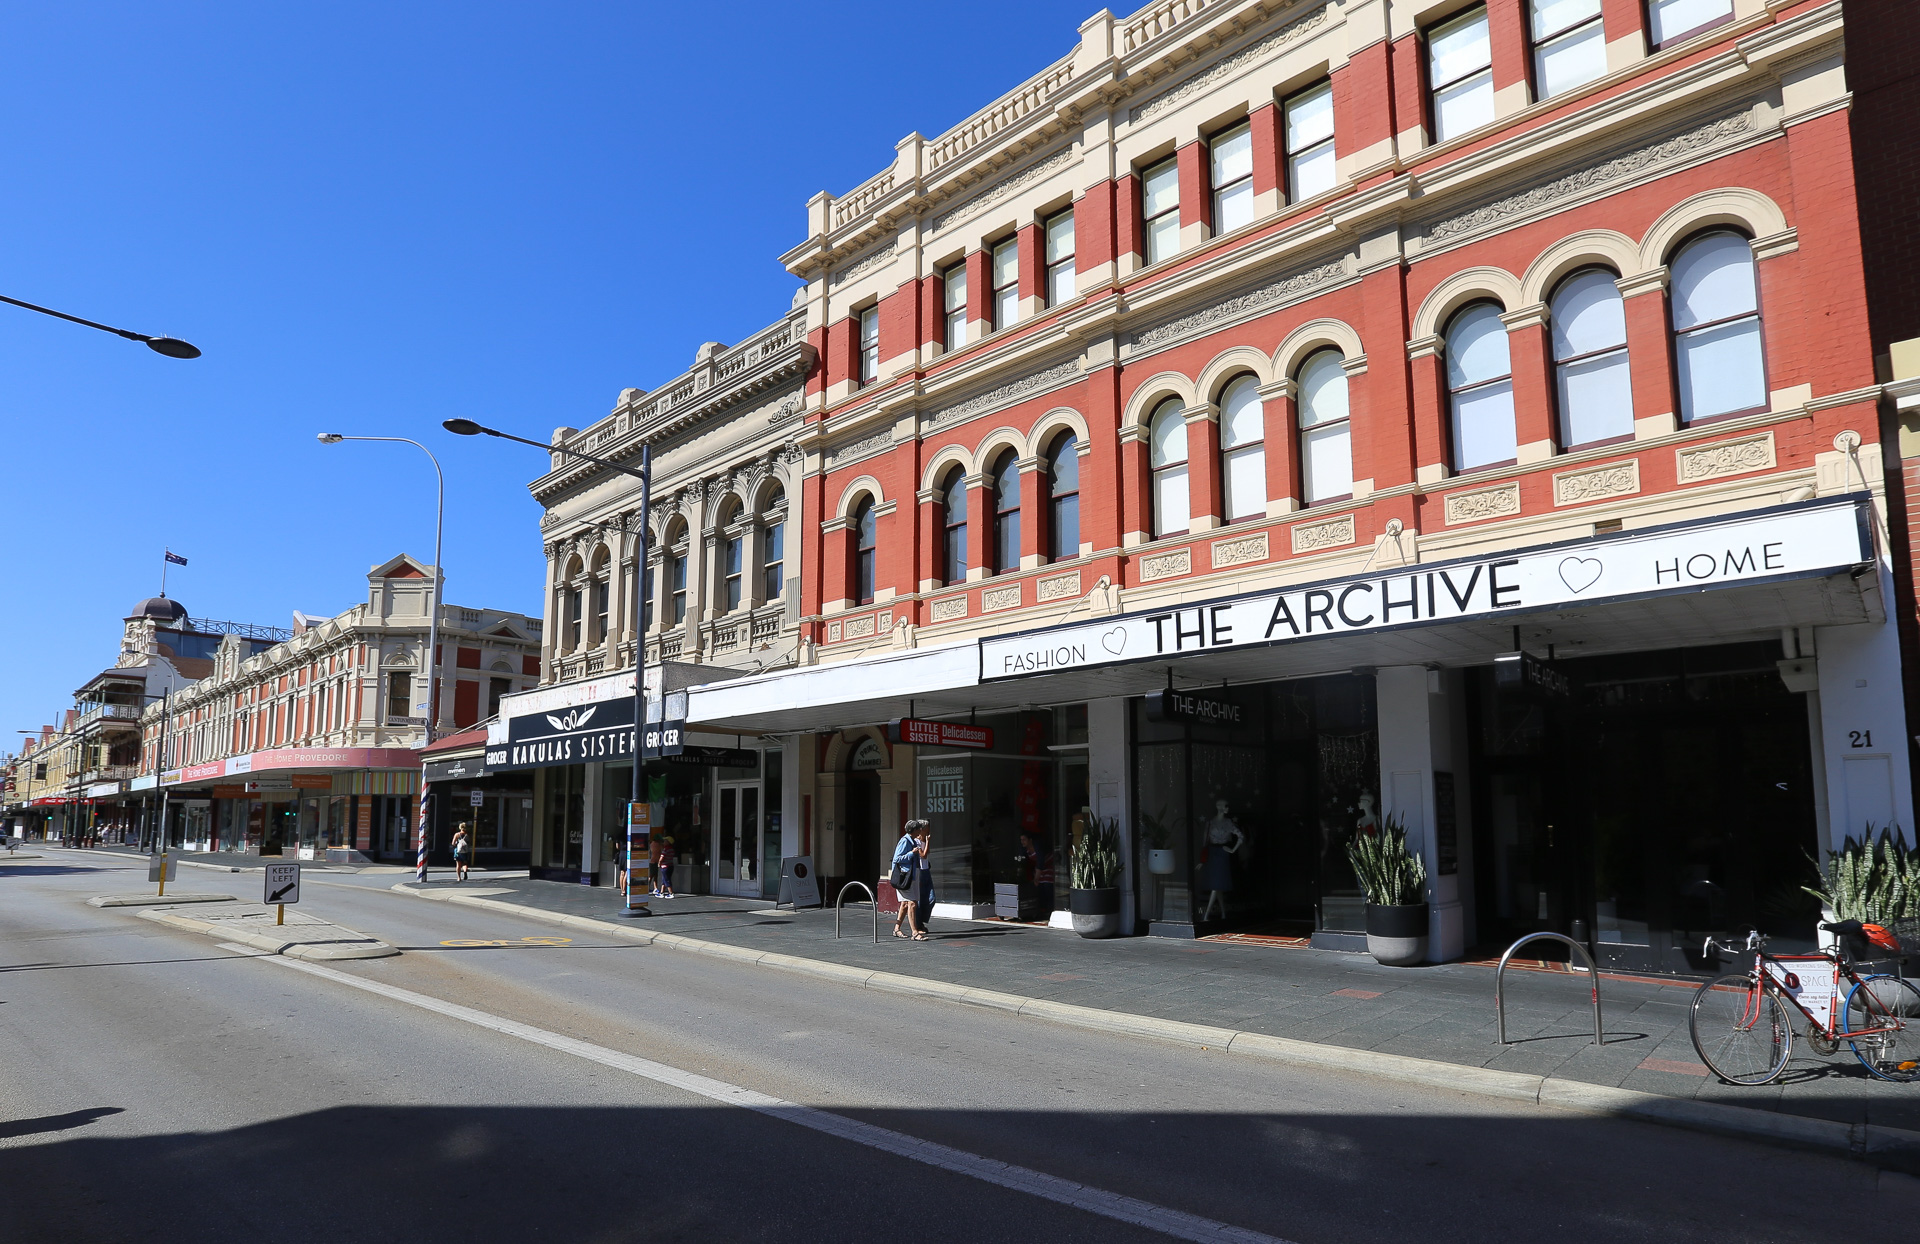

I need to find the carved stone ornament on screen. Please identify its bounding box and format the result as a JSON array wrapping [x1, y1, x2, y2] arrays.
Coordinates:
[[1291, 515, 1356, 553], [843, 613, 877, 639], [1211, 532, 1269, 569], [1443, 482, 1522, 525], [1553, 459, 1641, 506], [1129, 6, 1330, 125], [927, 360, 1083, 430], [982, 584, 1024, 612], [930, 596, 969, 622], [1424, 112, 1759, 247], [1132, 261, 1349, 352], [827, 429, 893, 468], [827, 242, 900, 289], [1140, 548, 1192, 581], [929, 147, 1076, 235], [1036, 570, 1082, 601], [1677, 431, 1776, 483]]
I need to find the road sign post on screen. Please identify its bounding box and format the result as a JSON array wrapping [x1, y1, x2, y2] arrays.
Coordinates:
[[263, 861, 301, 925], [625, 800, 651, 914], [148, 851, 176, 895]]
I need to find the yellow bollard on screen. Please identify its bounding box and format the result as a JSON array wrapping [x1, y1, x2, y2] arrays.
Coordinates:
[[277, 903, 285, 926], [157, 852, 167, 897]]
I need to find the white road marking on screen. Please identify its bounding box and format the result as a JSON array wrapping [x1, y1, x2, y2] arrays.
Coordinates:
[[218, 944, 1298, 1244]]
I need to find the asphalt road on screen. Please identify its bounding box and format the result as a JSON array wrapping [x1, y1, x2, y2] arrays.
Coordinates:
[[4, 850, 1915, 1244]]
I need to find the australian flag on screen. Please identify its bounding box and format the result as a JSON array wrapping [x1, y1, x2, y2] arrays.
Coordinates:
[[164, 550, 188, 566]]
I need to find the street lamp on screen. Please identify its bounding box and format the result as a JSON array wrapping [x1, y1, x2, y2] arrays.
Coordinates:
[[0, 293, 200, 358], [316, 434, 445, 746], [444, 417, 653, 910]]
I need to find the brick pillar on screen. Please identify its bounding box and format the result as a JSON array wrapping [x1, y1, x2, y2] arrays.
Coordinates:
[[917, 488, 941, 595], [1177, 140, 1209, 248], [1077, 182, 1117, 289], [1502, 307, 1556, 460], [1338, 42, 1397, 185], [1017, 221, 1045, 319], [1599, 0, 1647, 61], [1185, 406, 1221, 532], [1618, 271, 1675, 434], [1359, 264, 1415, 492], [967, 473, 992, 578], [1116, 173, 1144, 273], [1487, 0, 1531, 108], [965, 248, 991, 341], [920, 273, 943, 351], [1020, 458, 1045, 566], [1260, 379, 1299, 512], [1085, 363, 1123, 549], [1248, 102, 1281, 216], [1408, 341, 1449, 477]]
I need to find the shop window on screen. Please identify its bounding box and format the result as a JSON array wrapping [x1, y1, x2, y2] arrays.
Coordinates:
[[1669, 230, 1766, 423], [1209, 120, 1254, 234], [1550, 267, 1633, 446], [940, 466, 969, 586], [1141, 157, 1180, 265], [1648, 0, 1733, 48], [1428, 6, 1494, 142], [853, 496, 877, 605], [991, 237, 1019, 330], [1284, 80, 1335, 203], [386, 673, 411, 722], [857, 305, 880, 386], [943, 261, 968, 352], [1295, 350, 1352, 504], [1044, 209, 1075, 306], [1530, 0, 1605, 99], [1445, 301, 1518, 471], [1218, 374, 1266, 522], [1046, 433, 1080, 560], [990, 451, 1022, 574], [1149, 397, 1190, 537]]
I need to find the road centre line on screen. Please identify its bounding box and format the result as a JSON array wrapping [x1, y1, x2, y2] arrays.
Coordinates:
[[219, 944, 1297, 1244]]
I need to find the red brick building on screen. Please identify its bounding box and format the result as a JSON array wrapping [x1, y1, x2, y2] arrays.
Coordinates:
[[684, 0, 1902, 971]]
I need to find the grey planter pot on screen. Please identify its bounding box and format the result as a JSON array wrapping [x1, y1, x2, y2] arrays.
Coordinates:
[[1070, 887, 1121, 938], [1364, 902, 1429, 966]]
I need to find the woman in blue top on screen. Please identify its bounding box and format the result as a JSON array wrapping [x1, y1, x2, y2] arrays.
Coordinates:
[[908, 820, 934, 939], [891, 823, 921, 939]]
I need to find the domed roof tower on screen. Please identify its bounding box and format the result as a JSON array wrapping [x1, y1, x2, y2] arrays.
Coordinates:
[[129, 595, 189, 623]]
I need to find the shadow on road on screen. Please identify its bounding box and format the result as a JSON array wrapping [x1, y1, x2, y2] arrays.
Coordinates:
[[0, 1106, 124, 1140]]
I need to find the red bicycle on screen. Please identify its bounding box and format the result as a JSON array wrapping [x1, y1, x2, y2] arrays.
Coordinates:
[[1688, 926, 1920, 1085]]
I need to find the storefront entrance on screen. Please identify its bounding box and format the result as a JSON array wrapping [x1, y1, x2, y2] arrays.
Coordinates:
[[716, 781, 761, 896], [1468, 641, 1820, 974]]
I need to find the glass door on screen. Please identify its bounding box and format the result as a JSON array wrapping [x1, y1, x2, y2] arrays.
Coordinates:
[[715, 782, 761, 897]]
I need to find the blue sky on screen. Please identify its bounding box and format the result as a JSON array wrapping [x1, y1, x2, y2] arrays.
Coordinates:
[[0, 0, 1098, 742]]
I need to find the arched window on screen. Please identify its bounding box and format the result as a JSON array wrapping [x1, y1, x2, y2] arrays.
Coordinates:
[[853, 497, 877, 605], [991, 451, 1022, 574], [1446, 302, 1517, 472], [716, 500, 743, 612], [939, 467, 968, 586], [1149, 398, 1189, 537], [1218, 375, 1266, 522], [562, 556, 583, 650], [1047, 433, 1080, 560], [665, 522, 688, 624], [1297, 350, 1352, 504], [1670, 230, 1765, 423], [761, 485, 786, 604], [1550, 268, 1632, 447]]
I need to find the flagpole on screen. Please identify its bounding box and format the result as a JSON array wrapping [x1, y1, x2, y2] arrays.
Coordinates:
[[161, 549, 168, 598]]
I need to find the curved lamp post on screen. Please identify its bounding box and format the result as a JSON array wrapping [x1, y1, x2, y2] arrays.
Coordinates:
[[316, 434, 445, 746], [1, 293, 200, 358], [443, 417, 653, 909]]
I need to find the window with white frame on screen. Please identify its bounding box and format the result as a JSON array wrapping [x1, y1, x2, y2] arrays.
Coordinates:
[[1428, 6, 1494, 143], [1210, 121, 1253, 235], [1550, 268, 1633, 446], [1284, 81, 1336, 202], [1047, 433, 1080, 559], [1446, 302, 1518, 471], [853, 498, 877, 605], [940, 467, 968, 586], [1142, 157, 1180, 265], [991, 237, 1019, 330], [1670, 231, 1766, 423], [1531, 0, 1605, 99], [991, 451, 1022, 574], [669, 548, 688, 623], [942, 262, 968, 352], [722, 531, 743, 612], [1218, 374, 1266, 522], [762, 487, 786, 603], [1044, 209, 1075, 306], [1648, 0, 1733, 48], [1297, 349, 1354, 504], [1148, 398, 1190, 537], [857, 305, 879, 385]]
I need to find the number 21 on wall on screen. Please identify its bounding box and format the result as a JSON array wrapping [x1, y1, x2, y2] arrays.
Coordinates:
[[1848, 730, 1874, 749]]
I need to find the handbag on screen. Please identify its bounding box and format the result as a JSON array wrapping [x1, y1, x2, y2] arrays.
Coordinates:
[[890, 860, 913, 892]]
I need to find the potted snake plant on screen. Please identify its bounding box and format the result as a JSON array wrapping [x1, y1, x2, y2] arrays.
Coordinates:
[[1070, 817, 1123, 938], [1348, 813, 1428, 965], [1140, 806, 1177, 876]]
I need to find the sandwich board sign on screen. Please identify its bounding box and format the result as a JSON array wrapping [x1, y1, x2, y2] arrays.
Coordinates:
[[264, 862, 301, 907], [777, 855, 820, 909]]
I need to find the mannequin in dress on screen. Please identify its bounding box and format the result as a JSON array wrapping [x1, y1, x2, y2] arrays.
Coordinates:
[[1199, 798, 1245, 921]]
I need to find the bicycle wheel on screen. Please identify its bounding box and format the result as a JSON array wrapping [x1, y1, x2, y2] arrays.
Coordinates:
[[1690, 974, 1792, 1084], [1842, 975, 1920, 1083]]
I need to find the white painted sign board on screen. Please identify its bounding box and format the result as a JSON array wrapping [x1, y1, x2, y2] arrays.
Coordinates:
[[147, 855, 177, 882], [263, 862, 301, 906], [778, 855, 820, 909]]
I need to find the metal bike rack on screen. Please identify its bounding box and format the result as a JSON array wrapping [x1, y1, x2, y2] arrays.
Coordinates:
[[835, 881, 879, 943], [1495, 932, 1604, 1046]]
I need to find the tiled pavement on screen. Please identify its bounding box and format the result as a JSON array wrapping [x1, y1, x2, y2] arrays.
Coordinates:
[[409, 876, 1920, 1135]]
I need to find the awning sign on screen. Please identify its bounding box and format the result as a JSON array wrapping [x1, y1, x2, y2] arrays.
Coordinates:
[[980, 499, 1869, 682], [889, 718, 994, 749]]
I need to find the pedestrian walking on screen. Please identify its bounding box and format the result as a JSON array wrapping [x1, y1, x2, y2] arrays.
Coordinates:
[[451, 823, 471, 883], [890, 823, 921, 938], [653, 833, 676, 898]]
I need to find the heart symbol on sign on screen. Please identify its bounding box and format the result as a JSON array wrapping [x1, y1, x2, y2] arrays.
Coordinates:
[[1558, 556, 1603, 594], [1100, 627, 1128, 655]]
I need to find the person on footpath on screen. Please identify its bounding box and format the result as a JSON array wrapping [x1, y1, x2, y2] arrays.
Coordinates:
[[890, 823, 920, 939], [653, 833, 676, 898], [451, 823, 471, 883]]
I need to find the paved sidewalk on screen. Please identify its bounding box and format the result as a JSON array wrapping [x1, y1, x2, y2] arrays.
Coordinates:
[[403, 875, 1920, 1137]]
